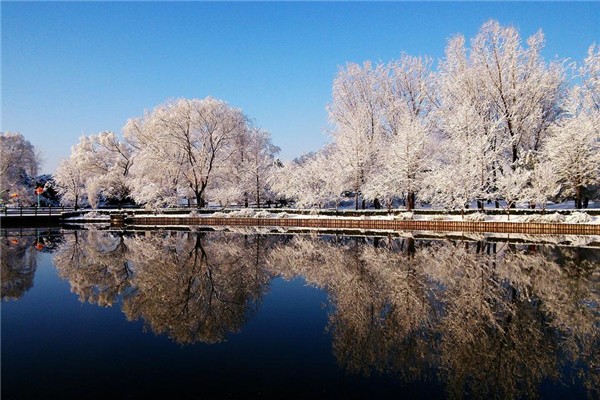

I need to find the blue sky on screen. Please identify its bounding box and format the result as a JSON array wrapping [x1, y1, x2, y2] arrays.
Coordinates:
[[2, 1, 599, 174]]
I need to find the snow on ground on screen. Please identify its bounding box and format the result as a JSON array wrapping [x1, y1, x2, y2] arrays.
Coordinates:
[[64, 205, 600, 225]]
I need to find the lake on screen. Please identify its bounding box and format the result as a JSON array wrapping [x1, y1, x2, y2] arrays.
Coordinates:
[[2, 227, 599, 399]]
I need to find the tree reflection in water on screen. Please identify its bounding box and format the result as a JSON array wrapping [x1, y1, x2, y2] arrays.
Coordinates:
[[53, 229, 273, 344], [43, 229, 599, 398], [1, 228, 61, 300], [2, 233, 38, 300]]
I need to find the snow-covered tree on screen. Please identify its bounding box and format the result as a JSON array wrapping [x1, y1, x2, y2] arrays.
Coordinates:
[[240, 128, 280, 207], [517, 153, 559, 211], [541, 44, 600, 209], [468, 20, 566, 164], [124, 97, 249, 207], [271, 147, 345, 209], [327, 62, 385, 209], [72, 131, 133, 206], [579, 43, 600, 112], [0, 132, 41, 204], [364, 117, 433, 211], [55, 131, 132, 208], [495, 165, 532, 219], [54, 157, 87, 209], [215, 128, 280, 208], [367, 55, 435, 211], [429, 20, 566, 209], [544, 106, 599, 208]]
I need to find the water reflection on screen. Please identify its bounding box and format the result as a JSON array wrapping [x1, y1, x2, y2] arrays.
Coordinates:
[[53, 230, 274, 344], [2, 228, 599, 398], [268, 235, 599, 399], [1, 228, 61, 300]]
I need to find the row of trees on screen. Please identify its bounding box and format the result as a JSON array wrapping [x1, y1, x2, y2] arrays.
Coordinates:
[[54, 98, 280, 209], [273, 20, 600, 210], [3, 20, 598, 211], [0, 132, 59, 207]]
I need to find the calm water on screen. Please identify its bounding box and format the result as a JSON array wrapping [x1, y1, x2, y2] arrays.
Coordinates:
[[2, 227, 599, 399]]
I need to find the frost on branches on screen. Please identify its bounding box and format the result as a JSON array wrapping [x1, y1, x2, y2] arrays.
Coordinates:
[[55, 131, 132, 209], [51, 21, 599, 212], [0, 132, 41, 205], [124, 98, 279, 208]]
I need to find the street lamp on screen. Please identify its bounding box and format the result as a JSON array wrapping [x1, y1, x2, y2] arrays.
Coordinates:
[[10, 192, 20, 208], [35, 187, 44, 207]]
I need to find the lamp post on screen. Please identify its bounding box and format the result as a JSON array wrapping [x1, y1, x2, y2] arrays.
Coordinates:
[[35, 187, 44, 207]]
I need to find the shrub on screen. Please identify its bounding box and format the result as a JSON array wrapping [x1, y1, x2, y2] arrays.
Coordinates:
[[394, 212, 414, 221], [464, 212, 486, 222], [566, 211, 591, 223]]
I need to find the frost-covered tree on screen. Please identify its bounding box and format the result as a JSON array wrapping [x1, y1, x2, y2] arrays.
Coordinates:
[[366, 55, 435, 211], [55, 131, 132, 208], [54, 157, 87, 209], [544, 105, 599, 208], [124, 97, 248, 207], [364, 117, 433, 211], [216, 128, 280, 207], [271, 147, 345, 209], [434, 35, 506, 209], [241, 128, 280, 207], [541, 45, 600, 209], [327, 62, 385, 209], [579, 43, 600, 112], [72, 131, 132, 207], [468, 20, 565, 164], [495, 165, 532, 219], [0, 132, 41, 204], [429, 20, 566, 208], [517, 153, 559, 211]]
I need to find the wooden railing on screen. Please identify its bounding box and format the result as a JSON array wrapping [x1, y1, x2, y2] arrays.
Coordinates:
[[1, 206, 75, 216], [121, 216, 600, 235]]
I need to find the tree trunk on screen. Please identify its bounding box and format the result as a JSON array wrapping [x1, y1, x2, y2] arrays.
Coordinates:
[[575, 186, 583, 209], [374, 198, 381, 209], [355, 192, 359, 210], [406, 192, 415, 211], [256, 175, 260, 208], [196, 191, 205, 208], [406, 237, 415, 256]]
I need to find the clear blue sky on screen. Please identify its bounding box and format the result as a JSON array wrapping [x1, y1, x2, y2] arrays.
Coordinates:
[[2, 1, 599, 174]]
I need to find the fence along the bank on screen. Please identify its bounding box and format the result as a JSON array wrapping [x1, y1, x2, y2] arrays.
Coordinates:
[[119, 215, 600, 235]]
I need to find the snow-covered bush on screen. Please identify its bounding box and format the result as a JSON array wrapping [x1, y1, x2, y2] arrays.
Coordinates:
[[430, 214, 447, 221], [275, 212, 289, 219], [542, 213, 565, 223], [524, 213, 566, 223], [84, 211, 109, 220], [231, 208, 256, 218], [464, 212, 486, 222], [394, 212, 414, 220], [566, 211, 591, 223], [211, 212, 228, 218], [523, 214, 543, 223], [543, 213, 566, 223], [255, 210, 273, 218]]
